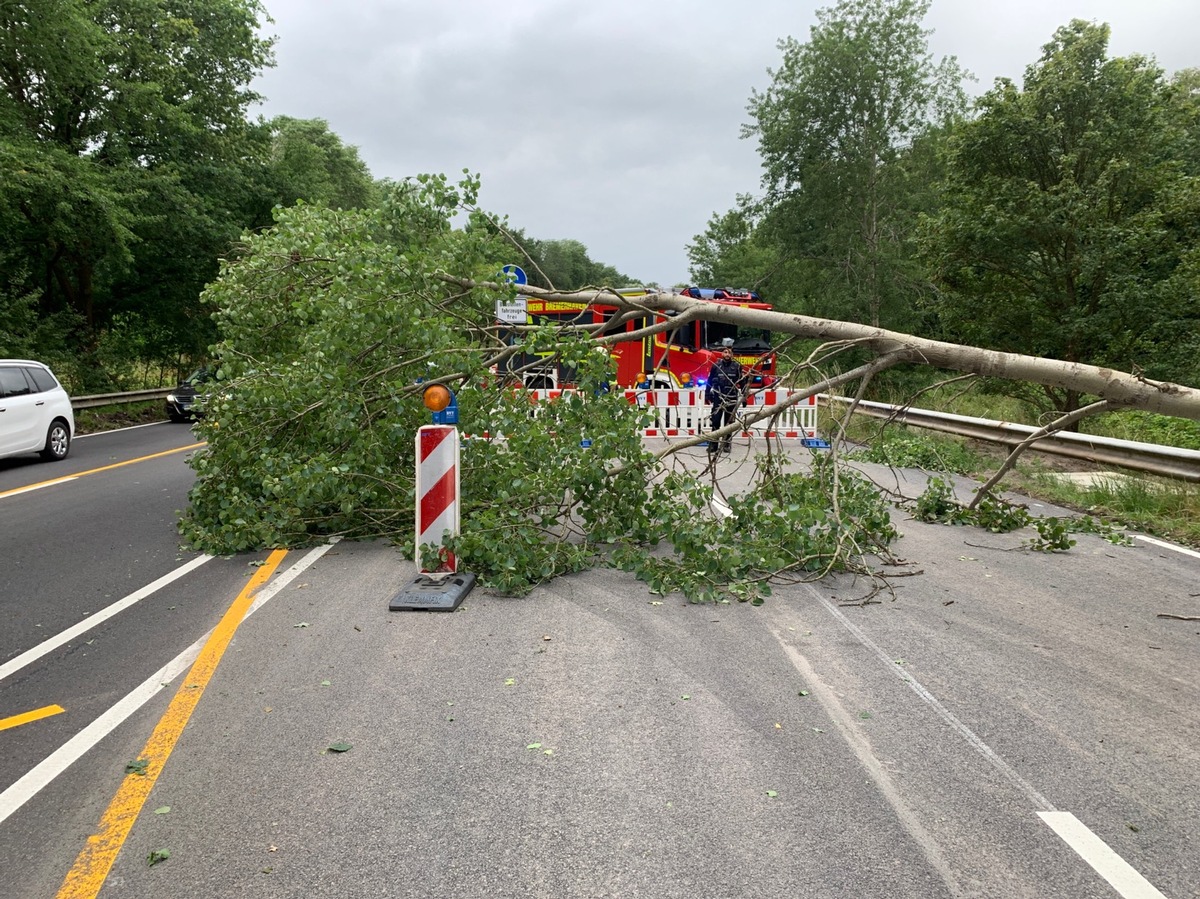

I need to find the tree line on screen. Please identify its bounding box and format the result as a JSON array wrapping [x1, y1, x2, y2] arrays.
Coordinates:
[[689, 0, 1200, 418], [12, 0, 1181, 595], [0, 0, 621, 391], [3, 0, 1197, 416]]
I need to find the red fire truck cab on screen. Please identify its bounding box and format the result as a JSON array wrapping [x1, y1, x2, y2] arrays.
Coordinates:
[[501, 287, 776, 390]]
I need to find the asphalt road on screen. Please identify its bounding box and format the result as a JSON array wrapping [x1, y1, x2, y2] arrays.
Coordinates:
[[1, 430, 1197, 898], [0, 422, 277, 897]]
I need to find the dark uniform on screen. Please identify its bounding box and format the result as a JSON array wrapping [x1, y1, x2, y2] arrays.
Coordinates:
[[705, 348, 746, 454]]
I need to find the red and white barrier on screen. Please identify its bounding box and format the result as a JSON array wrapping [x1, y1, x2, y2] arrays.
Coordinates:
[[529, 388, 819, 439], [415, 425, 460, 572]]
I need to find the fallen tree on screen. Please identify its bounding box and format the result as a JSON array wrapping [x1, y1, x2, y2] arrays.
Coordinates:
[[448, 279, 1200, 423], [179, 179, 1196, 602]]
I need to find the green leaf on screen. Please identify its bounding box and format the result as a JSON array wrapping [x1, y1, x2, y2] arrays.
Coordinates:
[[765, 790, 778, 798], [125, 759, 149, 776], [327, 742, 352, 753], [147, 849, 170, 867], [526, 742, 542, 750], [154, 806, 171, 815]]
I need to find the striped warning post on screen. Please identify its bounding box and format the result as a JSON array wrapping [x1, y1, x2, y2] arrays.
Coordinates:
[[415, 425, 460, 573]]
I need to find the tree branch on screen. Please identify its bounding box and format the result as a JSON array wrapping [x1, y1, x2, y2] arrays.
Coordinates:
[[968, 400, 1112, 509]]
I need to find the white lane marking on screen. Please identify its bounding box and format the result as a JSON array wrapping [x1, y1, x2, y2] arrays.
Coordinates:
[[0, 541, 335, 827], [1038, 812, 1168, 899], [0, 556, 213, 683], [0, 477, 78, 498], [815, 592, 1056, 811], [0, 639, 198, 827], [75, 421, 171, 439], [814, 590, 1170, 895], [711, 471, 1173, 893], [1134, 534, 1200, 560], [245, 537, 339, 616], [775, 636, 963, 895]]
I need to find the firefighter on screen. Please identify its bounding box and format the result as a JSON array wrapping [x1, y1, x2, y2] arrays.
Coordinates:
[[705, 340, 747, 455]]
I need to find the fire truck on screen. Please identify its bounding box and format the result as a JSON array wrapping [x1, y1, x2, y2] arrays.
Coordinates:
[[500, 287, 776, 390]]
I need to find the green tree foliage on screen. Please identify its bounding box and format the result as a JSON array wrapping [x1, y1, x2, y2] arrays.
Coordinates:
[[265, 116, 379, 211], [743, 0, 967, 329], [179, 175, 505, 551], [923, 21, 1200, 414], [0, 0, 274, 380], [180, 175, 902, 601]]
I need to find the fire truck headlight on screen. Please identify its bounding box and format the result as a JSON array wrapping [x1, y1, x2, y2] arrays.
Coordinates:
[[422, 384, 453, 412]]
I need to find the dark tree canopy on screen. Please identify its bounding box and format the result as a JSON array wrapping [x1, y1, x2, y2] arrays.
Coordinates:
[[922, 20, 1200, 414], [0, 0, 274, 384], [743, 0, 968, 329]]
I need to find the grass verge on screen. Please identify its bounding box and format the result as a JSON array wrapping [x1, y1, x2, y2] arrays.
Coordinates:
[[844, 418, 1199, 549]]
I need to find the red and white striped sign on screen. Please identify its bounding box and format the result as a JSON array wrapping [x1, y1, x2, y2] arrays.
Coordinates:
[[415, 425, 460, 572], [520, 388, 821, 439]]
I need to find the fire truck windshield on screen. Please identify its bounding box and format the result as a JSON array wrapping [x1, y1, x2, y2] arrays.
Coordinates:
[[702, 322, 772, 352]]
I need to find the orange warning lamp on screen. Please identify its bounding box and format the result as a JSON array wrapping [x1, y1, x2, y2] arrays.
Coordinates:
[[423, 384, 453, 413]]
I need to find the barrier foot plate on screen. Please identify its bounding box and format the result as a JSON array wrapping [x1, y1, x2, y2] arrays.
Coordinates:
[[388, 572, 476, 612]]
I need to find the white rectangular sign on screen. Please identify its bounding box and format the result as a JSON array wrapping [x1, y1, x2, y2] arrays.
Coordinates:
[[495, 297, 527, 324]]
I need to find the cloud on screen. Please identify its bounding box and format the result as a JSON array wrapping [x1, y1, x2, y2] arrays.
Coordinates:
[[252, 0, 1200, 287]]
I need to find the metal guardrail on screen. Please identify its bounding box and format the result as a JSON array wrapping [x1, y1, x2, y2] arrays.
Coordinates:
[[72, 388, 172, 410], [825, 396, 1200, 482]]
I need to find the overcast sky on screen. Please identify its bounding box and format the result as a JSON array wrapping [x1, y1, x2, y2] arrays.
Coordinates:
[[250, 1, 1199, 287]]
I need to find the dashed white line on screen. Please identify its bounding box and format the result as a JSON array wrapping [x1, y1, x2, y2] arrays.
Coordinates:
[[1039, 812, 1169, 899], [1134, 533, 1200, 560], [811, 590, 1171, 897], [816, 593, 1056, 811]]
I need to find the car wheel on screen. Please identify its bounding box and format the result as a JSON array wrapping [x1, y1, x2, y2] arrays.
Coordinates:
[[40, 419, 71, 461]]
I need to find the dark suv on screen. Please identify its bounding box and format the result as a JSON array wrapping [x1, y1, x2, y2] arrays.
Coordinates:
[[165, 369, 212, 423]]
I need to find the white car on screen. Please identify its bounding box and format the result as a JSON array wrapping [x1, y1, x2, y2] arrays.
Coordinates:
[[0, 360, 75, 462]]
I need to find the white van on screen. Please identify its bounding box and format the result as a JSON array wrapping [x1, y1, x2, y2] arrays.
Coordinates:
[[0, 360, 75, 462]]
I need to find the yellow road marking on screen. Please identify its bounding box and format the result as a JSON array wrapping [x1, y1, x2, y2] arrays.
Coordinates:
[[56, 548, 287, 899], [0, 442, 206, 500], [0, 704, 65, 732]]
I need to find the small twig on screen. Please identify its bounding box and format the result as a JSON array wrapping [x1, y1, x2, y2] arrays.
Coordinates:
[[1156, 613, 1200, 621], [962, 539, 1019, 552]]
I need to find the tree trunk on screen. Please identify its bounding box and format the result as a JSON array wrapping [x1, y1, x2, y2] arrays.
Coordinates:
[[499, 283, 1200, 423]]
